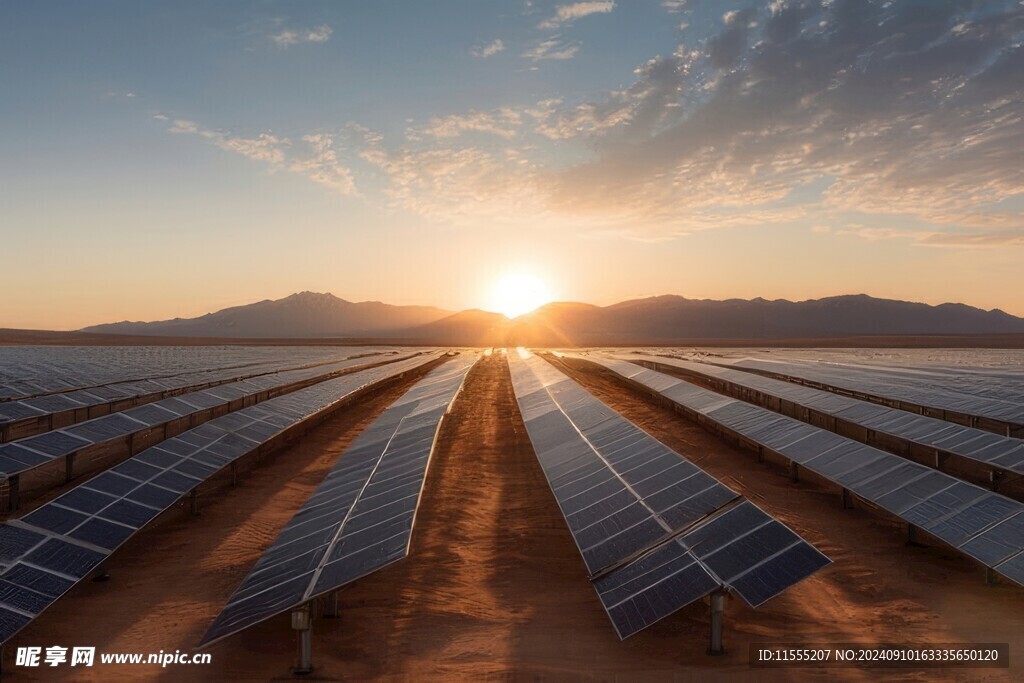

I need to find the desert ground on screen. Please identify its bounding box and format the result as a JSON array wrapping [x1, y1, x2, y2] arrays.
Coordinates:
[[4, 352, 1022, 681]]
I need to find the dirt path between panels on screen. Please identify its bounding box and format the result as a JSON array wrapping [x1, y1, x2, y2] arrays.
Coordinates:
[[7, 352, 1022, 681]]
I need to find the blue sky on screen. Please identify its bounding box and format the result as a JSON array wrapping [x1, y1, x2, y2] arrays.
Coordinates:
[[2, 1, 1023, 328]]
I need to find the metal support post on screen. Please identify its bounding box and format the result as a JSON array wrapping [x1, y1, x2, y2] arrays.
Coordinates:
[[292, 604, 313, 675], [985, 567, 997, 586], [708, 592, 726, 656], [323, 591, 340, 618]]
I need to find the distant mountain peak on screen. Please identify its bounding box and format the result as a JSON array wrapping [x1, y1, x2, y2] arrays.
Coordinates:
[[78, 291, 1024, 344], [80, 291, 451, 339]]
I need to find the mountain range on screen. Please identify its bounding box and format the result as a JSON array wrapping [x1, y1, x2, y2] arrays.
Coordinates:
[[78, 291, 1024, 346]]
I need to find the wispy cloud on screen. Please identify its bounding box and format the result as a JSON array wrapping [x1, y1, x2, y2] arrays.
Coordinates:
[[522, 36, 580, 61], [539, 0, 1024, 241], [836, 226, 1024, 249], [357, 134, 547, 227], [471, 39, 505, 58], [539, 2, 615, 29], [157, 1, 1024, 248], [166, 119, 355, 195], [269, 24, 333, 47], [288, 134, 356, 195], [416, 108, 523, 140]]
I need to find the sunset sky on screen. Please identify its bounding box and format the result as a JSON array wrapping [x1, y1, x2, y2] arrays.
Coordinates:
[[2, 0, 1023, 329]]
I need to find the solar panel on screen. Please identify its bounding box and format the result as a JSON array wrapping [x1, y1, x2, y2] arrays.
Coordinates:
[[0, 352, 442, 645], [0, 348, 401, 442], [0, 353, 429, 499], [199, 355, 476, 647], [725, 357, 1024, 428], [627, 355, 1024, 476], [509, 351, 829, 639], [582, 354, 1024, 588]]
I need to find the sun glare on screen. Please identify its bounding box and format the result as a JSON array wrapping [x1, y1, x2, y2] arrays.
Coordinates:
[[489, 272, 552, 319]]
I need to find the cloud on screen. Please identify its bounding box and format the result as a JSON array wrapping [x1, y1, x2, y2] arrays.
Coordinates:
[[538, 2, 616, 29], [356, 133, 547, 226], [471, 39, 505, 58], [156, 1, 1023, 247], [835, 226, 1024, 249], [166, 120, 355, 195], [541, 0, 1024, 241], [288, 134, 356, 195], [522, 36, 580, 61], [919, 230, 1024, 248], [662, 1, 688, 12], [417, 108, 523, 140], [532, 52, 692, 140], [269, 24, 332, 47]]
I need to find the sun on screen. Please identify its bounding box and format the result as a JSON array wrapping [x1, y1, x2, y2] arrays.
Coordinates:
[[489, 272, 553, 318]]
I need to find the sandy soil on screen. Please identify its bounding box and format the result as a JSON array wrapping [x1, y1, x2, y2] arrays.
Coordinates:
[[4, 353, 1022, 681]]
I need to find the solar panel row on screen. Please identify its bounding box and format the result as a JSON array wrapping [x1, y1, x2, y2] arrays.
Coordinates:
[[0, 352, 441, 645], [631, 355, 1024, 477], [509, 351, 829, 639], [0, 359, 277, 404], [729, 355, 1024, 407], [0, 353, 424, 496], [0, 347, 390, 402], [199, 354, 476, 646], [724, 358, 1024, 429], [583, 355, 1024, 588], [0, 349, 396, 442]]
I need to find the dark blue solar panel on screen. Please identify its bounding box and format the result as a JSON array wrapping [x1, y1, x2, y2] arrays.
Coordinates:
[[55, 487, 120, 515], [126, 484, 181, 509], [589, 354, 1024, 587], [509, 352, 829, 639], [199, 355, 473, 647], [25, 539, 105, 578], [98, 500, 161, 528], [0, 607, 31, 644], [22, 506, 90, 535], [0, 526, 46, 564], [68, 519, 135, 550], [19, 431, 90, 457], [0, 352, 442, 646], [0, 352, 418, 484], [2, 565, 73, 598]]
